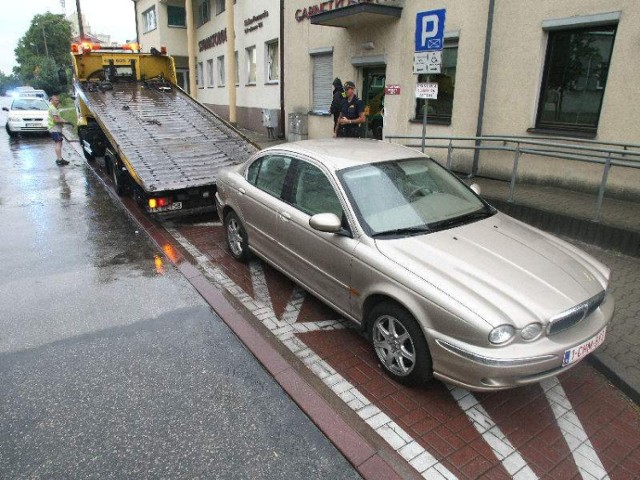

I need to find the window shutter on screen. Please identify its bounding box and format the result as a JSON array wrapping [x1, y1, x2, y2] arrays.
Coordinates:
[[312, 54, 333, 113]]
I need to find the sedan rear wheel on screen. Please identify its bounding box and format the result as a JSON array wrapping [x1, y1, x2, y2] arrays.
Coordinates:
[[224, 211, 250, 261], [369, 302, 432, 386]]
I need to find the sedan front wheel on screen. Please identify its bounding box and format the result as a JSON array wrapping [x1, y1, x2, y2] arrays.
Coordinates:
[[369, 302, 432, 386]]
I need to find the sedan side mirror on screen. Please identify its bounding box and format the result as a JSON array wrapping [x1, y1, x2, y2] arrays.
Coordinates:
[[309, 213, 342, 233], [2, 107, 8, 112], [470, 183, 481, 195]]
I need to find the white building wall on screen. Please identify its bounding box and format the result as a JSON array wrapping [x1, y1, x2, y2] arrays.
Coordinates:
[[194, 0, 281, 131]]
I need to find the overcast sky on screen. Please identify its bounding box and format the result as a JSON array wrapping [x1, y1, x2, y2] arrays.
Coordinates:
[[1, 0, 137, 74]]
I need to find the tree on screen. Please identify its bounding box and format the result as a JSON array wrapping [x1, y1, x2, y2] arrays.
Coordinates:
[[14, 13, 72, 94], [0, 71, 21, 95]]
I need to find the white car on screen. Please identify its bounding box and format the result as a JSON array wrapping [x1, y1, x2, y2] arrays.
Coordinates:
[[3, 97, 50, 136]]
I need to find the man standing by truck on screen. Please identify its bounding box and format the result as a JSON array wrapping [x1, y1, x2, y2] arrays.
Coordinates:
[[48, 96, 69, 166]]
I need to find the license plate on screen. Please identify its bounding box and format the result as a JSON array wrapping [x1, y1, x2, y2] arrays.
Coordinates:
[[562, 327, 606, 366], [26, 123, 41, 127], [169, 201, 182, 211]]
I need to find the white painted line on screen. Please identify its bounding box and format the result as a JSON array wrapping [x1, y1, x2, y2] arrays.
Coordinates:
[[541, 377, 609, 480], [448, 386, 538, 479], [166, 228, 458, 480]]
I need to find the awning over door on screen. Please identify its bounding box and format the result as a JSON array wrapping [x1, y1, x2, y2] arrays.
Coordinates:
[[310, 3, 403, 28]]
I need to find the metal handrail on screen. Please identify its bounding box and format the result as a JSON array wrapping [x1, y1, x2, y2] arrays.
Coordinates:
[[385, 134, 640, 221]]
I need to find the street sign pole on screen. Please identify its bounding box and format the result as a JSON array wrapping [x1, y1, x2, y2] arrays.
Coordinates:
[[421, 99, 428, 153]]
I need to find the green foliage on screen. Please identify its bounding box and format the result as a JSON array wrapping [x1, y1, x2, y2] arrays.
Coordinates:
[[14, 12, 72, 94], [59, 95, 77, 129], [0, 71, 21, 95]]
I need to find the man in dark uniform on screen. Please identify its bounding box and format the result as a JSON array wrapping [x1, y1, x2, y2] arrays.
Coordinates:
[[336, 81, 365, 138], [329, 77, 345, 135]]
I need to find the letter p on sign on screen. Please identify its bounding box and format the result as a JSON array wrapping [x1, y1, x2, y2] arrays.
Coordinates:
[[421, 15, 438, 47], [415, 9, 446, 52]]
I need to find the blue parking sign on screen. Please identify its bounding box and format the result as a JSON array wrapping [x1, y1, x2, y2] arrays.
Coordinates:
[[415, 9, 446, 52]]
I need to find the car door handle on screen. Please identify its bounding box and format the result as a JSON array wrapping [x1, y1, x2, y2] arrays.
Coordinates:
[[278, 211, 291, 222], [238, 187, 246, 195]]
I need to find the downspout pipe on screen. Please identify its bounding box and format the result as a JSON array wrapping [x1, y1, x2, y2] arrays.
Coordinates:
[[278, 0, 285, 139], [472, 0, 495, 176], [226, 0, 237, 126], [185, 0, 197, 96]]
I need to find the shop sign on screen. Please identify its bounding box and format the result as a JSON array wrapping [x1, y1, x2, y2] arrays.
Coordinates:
[[295, 0, 403, 22], [385, 84, 401, 95], [245, 10, 269, 34], [199, 29, 227, 52]]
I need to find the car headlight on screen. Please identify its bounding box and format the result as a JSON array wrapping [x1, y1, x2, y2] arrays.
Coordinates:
[[8, 117, 21, 122], [489, 325, 515, 345], [521, 322, 543, 341]]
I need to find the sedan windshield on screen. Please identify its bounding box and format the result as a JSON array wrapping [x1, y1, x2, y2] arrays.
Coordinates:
[[11, 98, 49, 111], [338, 157, 493, 237]]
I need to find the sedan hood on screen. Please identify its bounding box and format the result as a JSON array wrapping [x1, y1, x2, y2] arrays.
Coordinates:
[[375, 212, 609, 328]]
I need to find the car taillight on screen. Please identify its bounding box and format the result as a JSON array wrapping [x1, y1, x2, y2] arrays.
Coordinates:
[[148, 197, 171, 210]]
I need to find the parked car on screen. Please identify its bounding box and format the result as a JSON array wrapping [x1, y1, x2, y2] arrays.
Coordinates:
[[9, 86, 49, 100], [3, 97, 50, 137], [215, 139, 613, 391]]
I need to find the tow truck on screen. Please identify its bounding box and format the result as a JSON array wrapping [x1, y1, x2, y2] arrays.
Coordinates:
[[71, 41, 258, 216]]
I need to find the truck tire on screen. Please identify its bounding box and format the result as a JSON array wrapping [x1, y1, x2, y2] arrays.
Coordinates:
[[108, 157, 127, 196], [77, 126, 94, 161], [79, 122, 107, 161]]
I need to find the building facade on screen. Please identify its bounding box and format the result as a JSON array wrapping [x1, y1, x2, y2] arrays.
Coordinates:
[[133, 0, 640, 196], [134, 0, 281, 133]]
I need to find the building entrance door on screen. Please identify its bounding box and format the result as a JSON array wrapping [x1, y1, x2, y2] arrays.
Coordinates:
[[362, 68, 386, 139], [176, 69, 190, 94]]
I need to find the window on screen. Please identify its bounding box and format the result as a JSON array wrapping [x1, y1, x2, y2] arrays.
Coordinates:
[[217, 55, 225, 86], [415, 40, 458, 124], [246, 46, 256, 84], [142, 7, 157, 32], [266, 40, 279, 82], [197, 62, 204, 88], [311, 53, 333, 113], [291, 162, 343, 218], [207, 59, 214, 87], [198, 0, 210, 27], [234, 51, 239, 85], [250, 156, 293, 198], [167, 5, 186, 27], [215, 0, 225, 15], [536, 25, 617, 134]]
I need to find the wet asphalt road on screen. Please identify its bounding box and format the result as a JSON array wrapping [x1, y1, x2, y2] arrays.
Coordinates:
[[0, 102, 360, 479]]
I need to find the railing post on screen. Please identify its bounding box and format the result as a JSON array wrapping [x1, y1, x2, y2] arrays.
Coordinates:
[[446, 139, 453, 169], [593, 152, 612, 222], [508, 142, 521, 202]]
